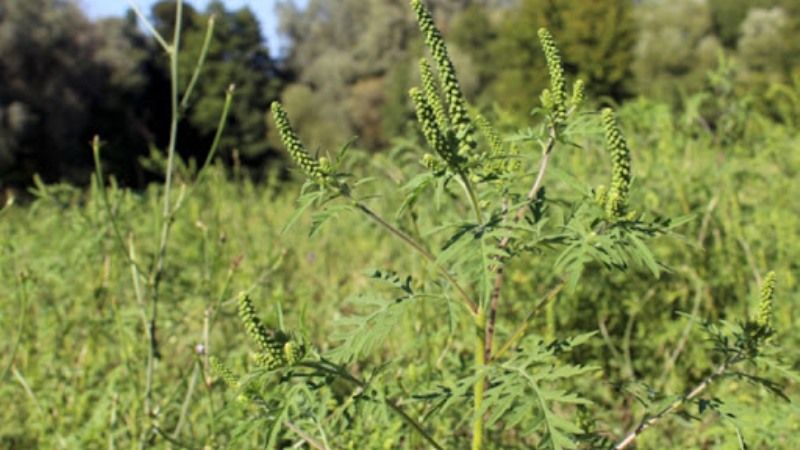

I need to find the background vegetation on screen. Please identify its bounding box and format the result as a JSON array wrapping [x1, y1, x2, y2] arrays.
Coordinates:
[[0, 0, 798, 448]]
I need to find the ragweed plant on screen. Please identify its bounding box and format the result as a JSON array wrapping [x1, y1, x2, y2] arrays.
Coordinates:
[[207, 1, 794, 449]]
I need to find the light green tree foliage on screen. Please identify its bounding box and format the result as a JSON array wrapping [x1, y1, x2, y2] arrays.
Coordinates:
[[486, 0, 636, 113], [738, 8, 795, 85], [633, 0, 722, 102], [277, 0, 484, 150], [278, 0, 413, 149], [709, 0, 799, 48]]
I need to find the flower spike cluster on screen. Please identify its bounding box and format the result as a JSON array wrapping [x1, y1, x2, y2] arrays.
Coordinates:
[[238, 292, 306, 370], [757, 271, 776, 329], [475, 113, 519, 177], [538, 28, 567, 127], [419, 58, 448, 130], [411, 0, 476, 159], [601, 108, 632, 220], [410, 87, 460, 170], [271, 101, 324, 182]]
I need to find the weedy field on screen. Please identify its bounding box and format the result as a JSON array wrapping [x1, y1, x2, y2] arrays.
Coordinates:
[[1, 1, 799, 449]]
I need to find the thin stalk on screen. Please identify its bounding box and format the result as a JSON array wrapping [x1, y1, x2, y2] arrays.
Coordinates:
[[300, 361, 444, 450], [144, 1, 183, 445], [13, 367, 68, 448], [171, 361, 200, 442], [154, 0, 183, 285], [614, 358, 733, 449], [126, 1, 170, 52], [472, 308, 487, 450], [284, 421, 329, 450], [175, 84, 235, 213], [179, 15, 216, 112], [350, 198, 478, 315], [457, 171, 483, 223], [484, 128, 556, 362], [92, 136, 146, 275]]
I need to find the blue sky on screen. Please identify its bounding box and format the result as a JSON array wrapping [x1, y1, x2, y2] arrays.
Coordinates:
[[79, 0, 302, 55]]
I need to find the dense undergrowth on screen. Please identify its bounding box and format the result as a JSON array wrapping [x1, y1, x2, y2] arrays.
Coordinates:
[[1, 1, 799, 449]]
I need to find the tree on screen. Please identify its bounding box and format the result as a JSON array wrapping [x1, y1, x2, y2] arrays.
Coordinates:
[[632, 0, 721, 102], [277, 0, 416, 149], [0, 0, 149, 186], [148, 1, 282, 166], [708, 0, 799, 48]]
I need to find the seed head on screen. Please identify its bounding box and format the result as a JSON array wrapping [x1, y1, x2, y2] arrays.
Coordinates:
[[410, 87, 461, 171], [411, 0, 476, 159], [270, 102, 324, 182], [210, 356, 239, 389], [475, 113, 516, 177], [538, 28, 567, 127], [571, 79, 585, 110], [283, 341, 306, 365], [255, 349, 287, 370], [757, 271, 776, 329], [238, 293, 276, 353], [210, 356, 259, 404], [601, 108, 632, 220], [419, 58, 448, 130]]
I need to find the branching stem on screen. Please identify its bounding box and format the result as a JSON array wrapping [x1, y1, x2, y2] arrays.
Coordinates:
[[614, 358, 733, 449], [300, 361, 444, 450], [485, 127, 557, 362], [472, 308, 487, 450], [350, 198, 479, 315]]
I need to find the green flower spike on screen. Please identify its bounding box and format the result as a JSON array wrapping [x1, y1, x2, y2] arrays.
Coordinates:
[[210, 356, 239, 389], [410, 87, 460, 170], [475, 113, 516, 176], [283, 341, 306, 365], [601, 108, 632, 220], [571, 78, 585, 110], [210, 356, 258, 404], [757, 271, 776, 329], [411, 0, 476, 159], [238, 293, 286, 368], [538, 28, 567, 126], [271, 101, 324, 182], [419, 58, 448, 130], [475, 113, 503, 158]]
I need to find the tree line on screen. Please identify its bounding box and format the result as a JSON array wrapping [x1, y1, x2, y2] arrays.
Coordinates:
[[1, 0, 798, 188]]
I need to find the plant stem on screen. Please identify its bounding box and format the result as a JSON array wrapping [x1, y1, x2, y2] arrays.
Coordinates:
[[614, 358, 732, 449], [143, 2, 183, 446], [457, 171, 483, 223], [284, 421, 329, 450], [179, 15, 215, 113], [300, 361, 444, 450], [91, 136, 147, 275], [485, 128, 556, 362], [472, 308, 487, 450], [351, 198, 478, 315]]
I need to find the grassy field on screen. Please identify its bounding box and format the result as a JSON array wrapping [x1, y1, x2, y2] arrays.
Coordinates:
[[1, 93, 798, 449]]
